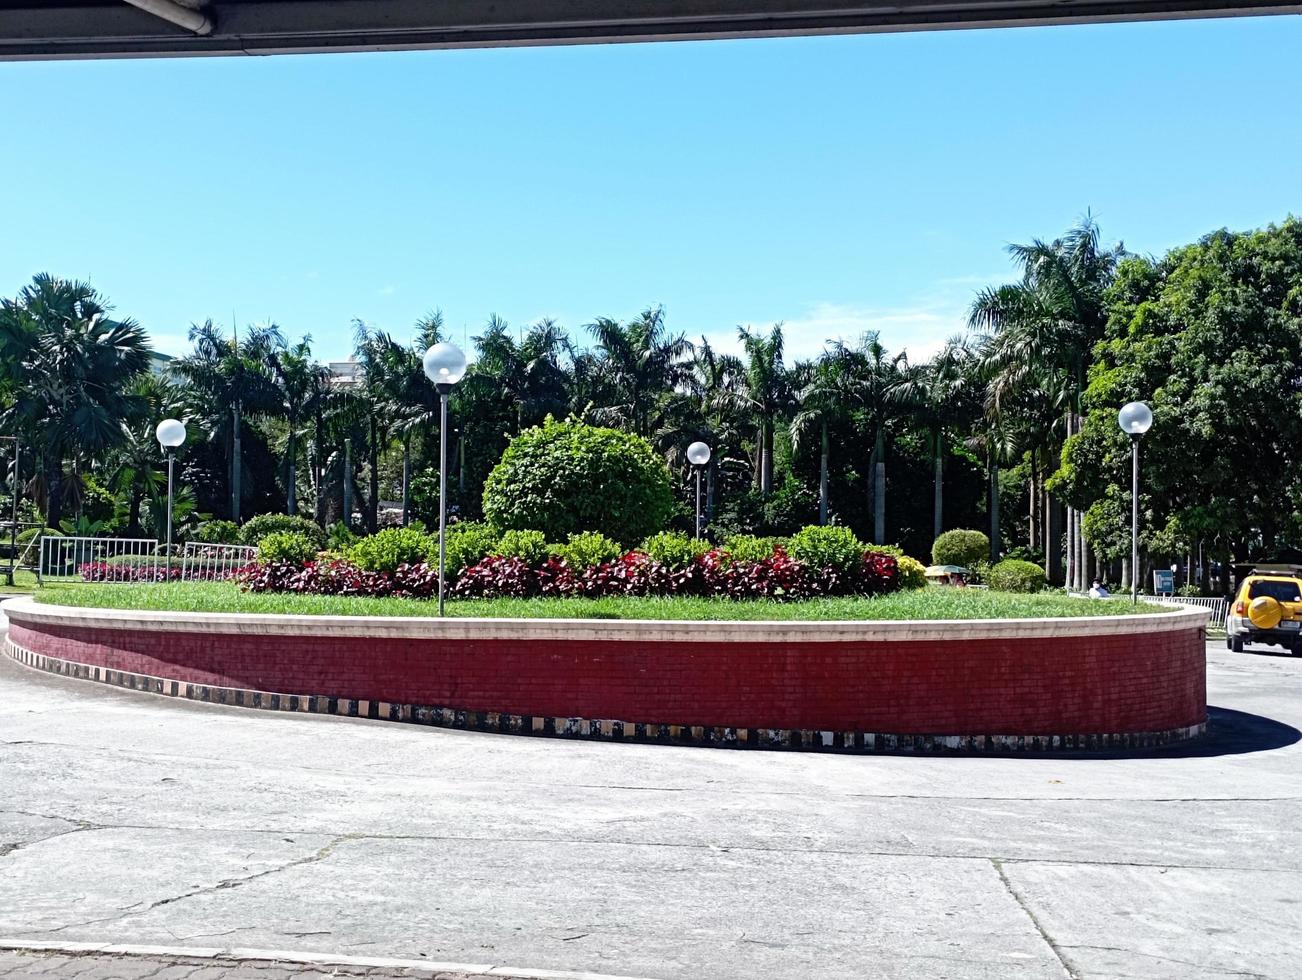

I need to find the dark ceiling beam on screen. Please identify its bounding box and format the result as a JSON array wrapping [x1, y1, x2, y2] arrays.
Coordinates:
[[0, 0, 1299, 59]]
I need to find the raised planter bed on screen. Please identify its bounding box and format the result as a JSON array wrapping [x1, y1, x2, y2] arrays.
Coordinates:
[[1, 597, 1209, 752]]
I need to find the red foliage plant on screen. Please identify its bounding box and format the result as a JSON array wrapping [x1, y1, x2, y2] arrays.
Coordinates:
[[239, 546, 899, 603]]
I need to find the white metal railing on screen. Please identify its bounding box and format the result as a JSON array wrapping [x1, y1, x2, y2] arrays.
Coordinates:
[[1149, 594, 1228, 625], [181, 542, 258, 581], [39, 536, 162, 583]]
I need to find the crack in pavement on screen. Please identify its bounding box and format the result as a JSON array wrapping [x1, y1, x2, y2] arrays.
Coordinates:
[[991, 858, 1078, 980], [1058, 944, 1279, 979], [1, 815, 102, 859], [33, 834, 353, 936], [3, 808, 1300, 875]]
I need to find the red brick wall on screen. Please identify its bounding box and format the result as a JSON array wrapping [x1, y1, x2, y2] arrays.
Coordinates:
[[6, 620, 1206, 734]]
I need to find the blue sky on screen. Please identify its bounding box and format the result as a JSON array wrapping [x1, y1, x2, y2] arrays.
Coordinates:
[[1, 16, 1299, 365]]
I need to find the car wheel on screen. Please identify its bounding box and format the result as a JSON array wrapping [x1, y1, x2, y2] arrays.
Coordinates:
[[1230, 635, 1245, 653]]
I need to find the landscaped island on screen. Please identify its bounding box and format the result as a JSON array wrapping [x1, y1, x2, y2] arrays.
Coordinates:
[[35, 581, 1163, 620]]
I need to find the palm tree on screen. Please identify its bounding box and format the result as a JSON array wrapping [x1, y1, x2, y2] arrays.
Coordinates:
[[790, 351, 858, 524], [830, 333, 908, 544], [586, 306, 692, 438], [173, 319, 284, 523], [0, 273, 151, 528], [107, 373, 185, 536], [271, 337, 329, 516], [971, 215, 1124, 588], [894, 337, 977, 542], [720, 324, 792, 496]]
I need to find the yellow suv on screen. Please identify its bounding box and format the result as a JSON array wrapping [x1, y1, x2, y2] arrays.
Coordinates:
[[1226, 573, 1302, 653]]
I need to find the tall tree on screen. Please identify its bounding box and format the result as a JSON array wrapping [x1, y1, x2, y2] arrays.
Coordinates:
[[586, 306, 691, 438], [970, 215, 1124, 588], [0, 273, 151, 528], [174, 319, 284, 523], [721, 324, 792, 496]]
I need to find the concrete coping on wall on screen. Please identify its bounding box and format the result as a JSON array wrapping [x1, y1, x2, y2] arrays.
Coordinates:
[[2, 596, 1210, 644]]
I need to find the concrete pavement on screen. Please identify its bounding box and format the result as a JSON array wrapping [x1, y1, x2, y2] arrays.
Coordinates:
[[1, 620, 1300, 979]]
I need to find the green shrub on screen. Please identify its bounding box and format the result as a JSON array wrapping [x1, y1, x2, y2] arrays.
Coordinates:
[[442, 521, 502, 577], [326, 521, 358, 550], [554, 531, 623, 569], [191, 520, 241, 544], [16, 527, 60, 547], [787, 525, 865, 574], [257, 531, 319, 566], [893, 554, 928, 590], [240, 514, 326, 549], [482, 417, 675, 545], [931, 528, 990, 569], [347, 527, 433, 574], [640, 530, 709, 569], [722, 534, 784, 563], [866, 544, 933, 590], [494, 529, 549, 566], [987, 559, 1047, 593]]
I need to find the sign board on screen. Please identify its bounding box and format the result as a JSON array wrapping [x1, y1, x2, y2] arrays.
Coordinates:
[[1153, 569, 1175, 595]]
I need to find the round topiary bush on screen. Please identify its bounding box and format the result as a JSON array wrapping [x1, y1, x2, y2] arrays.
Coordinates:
[[931, 528, 990, 569], [241, 514, 327, 550], [482, 418, 675, 545], [986, 558, 1047, 593], [16, 527, 60, 547]]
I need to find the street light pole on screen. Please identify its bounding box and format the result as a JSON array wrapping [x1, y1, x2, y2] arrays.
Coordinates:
[[1117, 401, 1153, 606], [439, 389, 449, 614], [156, 419, 187, 579], [686, 442, 711, 540], [423, 343, 468, 616], [1, 436, 17, 587], [1131, 434, 1140, 605]]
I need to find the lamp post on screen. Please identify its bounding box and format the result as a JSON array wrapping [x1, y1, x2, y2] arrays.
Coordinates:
[[1, 436, 17, 587], [1117, 401, 1153, 605], [423, 342, 468, 615], [686, 441, 711, 539], [156, 419, 187, 577]]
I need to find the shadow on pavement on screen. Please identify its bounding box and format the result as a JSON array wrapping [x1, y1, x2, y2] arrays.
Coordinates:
[[1135, 705, 1301, 760]]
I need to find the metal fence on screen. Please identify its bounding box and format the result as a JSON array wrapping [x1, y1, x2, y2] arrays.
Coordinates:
[[37, 536, 259, 584], [38, 536, 163, 583], [1149, 594, 1228, 631], [181, 542, 259, 581]]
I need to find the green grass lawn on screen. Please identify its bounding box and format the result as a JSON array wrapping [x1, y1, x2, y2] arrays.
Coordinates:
[[27, 581, 1169, 620], [0, 569, 40, 595]]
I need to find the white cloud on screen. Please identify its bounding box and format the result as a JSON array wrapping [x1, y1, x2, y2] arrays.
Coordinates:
[[149, 333, 191, 357], [704, 298, 968, 366], [379, 284, 397, 296]]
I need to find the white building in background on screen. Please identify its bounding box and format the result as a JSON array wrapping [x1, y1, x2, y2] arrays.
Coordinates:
[[327, 359, 361, 386]]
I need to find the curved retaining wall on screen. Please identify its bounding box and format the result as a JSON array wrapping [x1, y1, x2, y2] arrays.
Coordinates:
[[1, 598, 1209, 752]]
